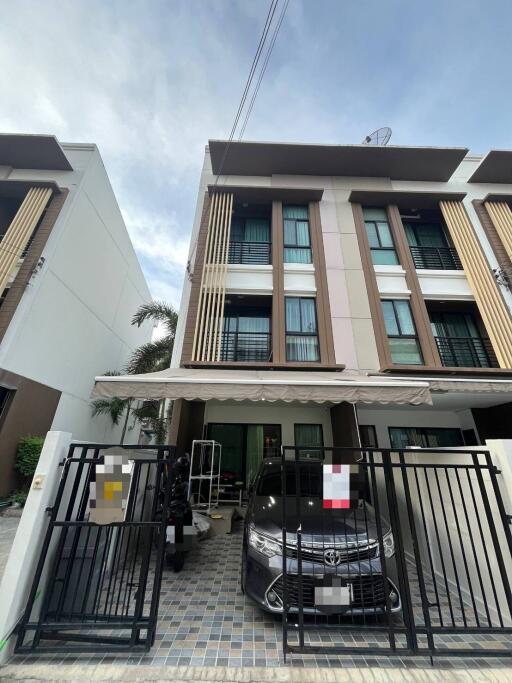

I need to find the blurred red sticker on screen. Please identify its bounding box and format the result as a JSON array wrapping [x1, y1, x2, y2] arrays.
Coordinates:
[[323, 463, 350, 509]]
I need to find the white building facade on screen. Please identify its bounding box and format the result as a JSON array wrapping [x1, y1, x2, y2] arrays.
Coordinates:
[[0, 134, 152, 495], [94, 140, 512, 490]]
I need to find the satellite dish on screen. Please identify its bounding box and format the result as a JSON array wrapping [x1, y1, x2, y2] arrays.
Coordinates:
[[362, 127, 392, 146]]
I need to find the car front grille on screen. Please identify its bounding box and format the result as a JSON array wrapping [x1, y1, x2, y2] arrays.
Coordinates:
[[272, 573, 390, 610], [285, 544, 378, 564]]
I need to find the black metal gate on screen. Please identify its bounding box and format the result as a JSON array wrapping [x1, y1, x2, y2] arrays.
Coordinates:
[[281, 446, 512, 659], [16, 443, 174, 653]]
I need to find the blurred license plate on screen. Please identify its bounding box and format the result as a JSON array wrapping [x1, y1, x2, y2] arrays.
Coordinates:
[[314, 577, 353, 613]]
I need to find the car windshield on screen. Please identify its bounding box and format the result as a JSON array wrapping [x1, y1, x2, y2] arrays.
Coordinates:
[[256, 462, 322, 497]]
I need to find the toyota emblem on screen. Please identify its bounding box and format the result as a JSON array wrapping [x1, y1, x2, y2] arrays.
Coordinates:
[[323, 548, 342, 566]]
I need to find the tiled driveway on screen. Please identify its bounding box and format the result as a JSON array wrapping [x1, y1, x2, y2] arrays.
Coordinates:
[[11, 519, 512, 672]]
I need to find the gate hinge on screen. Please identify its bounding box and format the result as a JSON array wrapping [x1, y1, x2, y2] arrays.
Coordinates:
[[506, 515, 512, 524], [45, 507, 53, 516], [494, 467, 502, 475]]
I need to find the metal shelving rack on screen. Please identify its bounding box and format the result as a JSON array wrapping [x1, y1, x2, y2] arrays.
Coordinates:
[[188, 440, 222, 513]]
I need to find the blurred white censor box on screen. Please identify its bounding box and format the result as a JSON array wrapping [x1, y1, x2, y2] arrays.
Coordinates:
[[314, 577, 353, 612]]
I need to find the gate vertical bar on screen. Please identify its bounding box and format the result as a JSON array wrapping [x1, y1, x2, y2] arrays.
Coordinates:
[[382, 449, 418, 653], [294, 445, 304, 648], [281, 444, 288, 661], [398, 451, 435, 654]]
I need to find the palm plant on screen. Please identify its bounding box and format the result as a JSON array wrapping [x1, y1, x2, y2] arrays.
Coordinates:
[[91, 302, 178, 443], [91, 396, 133, 444], [126, 301, 178, 374]]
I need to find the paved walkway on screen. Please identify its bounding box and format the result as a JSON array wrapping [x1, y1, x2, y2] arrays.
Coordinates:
[[1, 663, 512, 682], [0, 513, 20, 581]]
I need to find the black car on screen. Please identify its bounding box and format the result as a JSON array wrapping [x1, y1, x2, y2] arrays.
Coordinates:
[[241, 458, 401, 615]]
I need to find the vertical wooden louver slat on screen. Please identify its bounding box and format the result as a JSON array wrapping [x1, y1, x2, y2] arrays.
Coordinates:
[[0, 186, 52, 296], [440, 200, 512, 368], [215, 193, 233, 361], [484, 202, 512, 264], [191, 192, 233, 362]]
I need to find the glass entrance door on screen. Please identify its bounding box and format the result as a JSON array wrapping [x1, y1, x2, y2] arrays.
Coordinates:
[[206, 423, 281, 487]]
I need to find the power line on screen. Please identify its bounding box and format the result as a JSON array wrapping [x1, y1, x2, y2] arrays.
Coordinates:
[[214, 0, 280, 185], [238, 0, 290, 140]]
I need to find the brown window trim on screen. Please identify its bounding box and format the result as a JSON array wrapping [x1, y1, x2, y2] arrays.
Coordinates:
[[309, 202, 336, 365], [0, 188, 68, 346], [352, 202, 441, 370], [379, 364, 512, 377], [184, 360, 344, 371]]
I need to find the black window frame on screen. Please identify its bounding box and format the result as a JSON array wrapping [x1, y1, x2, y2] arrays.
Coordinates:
[[0, 386, 13, 424], [294, 423, 324, 458], [229, 215, 271, 244], [404, 220, 450, 249], [283, 205, 312, 264], [285, 296, 320, 362], [381, 299, 423, 365], [359, 424, 378, 448], [388, 426, 464, 449]]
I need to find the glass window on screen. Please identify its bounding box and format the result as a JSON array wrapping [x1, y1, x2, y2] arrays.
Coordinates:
[[381, 299, 423, 365], [389, 427, 463, 450], [0, 386, 12, 419], [363, 207, 399, 266], [230, 217, 270, 243], [295, 424, 323, 458], [359, 425, 378, 448], [404, 222, 448, 248], [283, 205, 312, 263], [285, 297, 320, 361]]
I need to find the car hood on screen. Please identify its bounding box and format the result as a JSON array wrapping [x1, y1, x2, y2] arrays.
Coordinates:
[[251, 496, 390, 546]]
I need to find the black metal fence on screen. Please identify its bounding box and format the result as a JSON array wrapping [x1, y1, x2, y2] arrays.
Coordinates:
[[409, 245, 463, 270], [434, 335, 499, 368], [219, 331, 272, 362], [228, 241, 271, 265], [15, 443, 174, 653], [280, 446, 512, 659]]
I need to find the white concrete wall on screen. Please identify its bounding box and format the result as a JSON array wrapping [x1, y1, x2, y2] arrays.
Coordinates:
[[0, 145, 152, 442], [226, 265, 273, 294], [0, 431, 72, 663], [283, 264, 316, 294], [204, 400, 333, 448]]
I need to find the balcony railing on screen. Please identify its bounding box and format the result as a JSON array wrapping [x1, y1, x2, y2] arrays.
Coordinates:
[[219, 331, 272, 362], [410, 245, 463, 270], [228, 241, 271, 265], [434, 336, 499, 368]]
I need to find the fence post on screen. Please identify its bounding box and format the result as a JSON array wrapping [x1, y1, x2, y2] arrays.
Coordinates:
[[0, 431, 72, 664], [486, 440, 512, 506]]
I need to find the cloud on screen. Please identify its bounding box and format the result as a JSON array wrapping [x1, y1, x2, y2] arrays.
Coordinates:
[[0, 0, 511, 315]]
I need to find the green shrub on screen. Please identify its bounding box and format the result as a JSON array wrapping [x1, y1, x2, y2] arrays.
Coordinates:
[[9, 489, 28, 506], [14, 436, 44, 478]]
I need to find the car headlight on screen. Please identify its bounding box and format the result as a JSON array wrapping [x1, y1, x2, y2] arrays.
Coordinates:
[[248, 527, 281, 558], [381, 529, 395, 558]]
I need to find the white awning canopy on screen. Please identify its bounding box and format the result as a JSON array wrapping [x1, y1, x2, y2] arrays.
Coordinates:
[[91, 368, 432, 406]]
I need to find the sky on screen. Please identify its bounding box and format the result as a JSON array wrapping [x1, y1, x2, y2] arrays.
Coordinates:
[[0, 0, 511, 313]]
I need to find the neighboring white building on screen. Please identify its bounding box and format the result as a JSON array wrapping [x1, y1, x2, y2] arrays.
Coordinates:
[[0, 134, 152, 496]]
